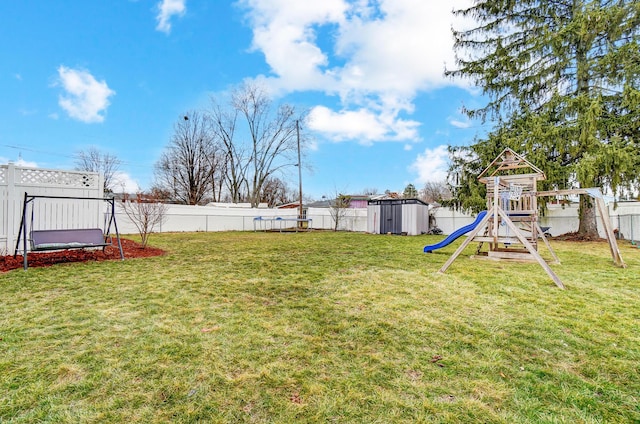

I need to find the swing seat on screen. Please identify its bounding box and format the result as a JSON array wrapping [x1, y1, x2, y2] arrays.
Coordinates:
[[31, 228, 108, 251]]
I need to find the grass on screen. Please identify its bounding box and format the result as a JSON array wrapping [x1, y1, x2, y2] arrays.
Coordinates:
[[1, 231, 639, 423]]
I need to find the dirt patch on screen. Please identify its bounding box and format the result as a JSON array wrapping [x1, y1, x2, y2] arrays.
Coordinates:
[[1, 239, 165, 272], [551, 232, 607, 242]]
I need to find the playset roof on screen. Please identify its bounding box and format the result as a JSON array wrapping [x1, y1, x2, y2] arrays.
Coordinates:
[[477, 148, 546, 182]]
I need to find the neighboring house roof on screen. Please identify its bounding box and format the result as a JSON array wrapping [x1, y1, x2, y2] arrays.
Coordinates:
[[276, 202, 302, 209], [305, 199, 332, 208], [306, 193, 433, 209], [305, 194, 399, 209], [207, 202, 270, 208]]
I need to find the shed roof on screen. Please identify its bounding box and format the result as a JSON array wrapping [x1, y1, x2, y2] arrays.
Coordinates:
[[367, 198, 429, 206]]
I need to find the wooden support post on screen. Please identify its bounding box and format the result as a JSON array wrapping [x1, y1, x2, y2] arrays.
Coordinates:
[[497, 208, 565, 289], [535, 221, 560, 264], [493, 177, 500, 245], [594, 197, 626, 268], [439, 207, 494, 274], [537, 187, 625, 268]]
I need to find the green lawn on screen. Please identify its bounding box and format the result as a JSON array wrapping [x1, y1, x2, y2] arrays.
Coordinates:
[[1, 231, 639, 423]]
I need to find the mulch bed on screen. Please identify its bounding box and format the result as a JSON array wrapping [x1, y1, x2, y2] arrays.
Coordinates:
[[1, 239, 165, 272], [552, 232, 609, 242]]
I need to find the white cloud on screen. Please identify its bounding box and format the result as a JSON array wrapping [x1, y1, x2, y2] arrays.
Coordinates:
[[156, 0, 186, 33], [56, 66, 115, 123], [409, 144, 449, 184], [112, 171, 140, 193], [335, 1, 461, 95], [449, 118, 472, 129], [0, 157, 39, 167], [242, 0, 347, 91], [18, 108, 37, 116], [308, 105, 420, 143], [239, 0, 473, 143], [308, 106, 387, 143], [16, 158, 39, 167]]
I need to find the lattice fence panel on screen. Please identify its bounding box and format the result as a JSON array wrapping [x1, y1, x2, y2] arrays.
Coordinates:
[[18, 168, 99, 188]]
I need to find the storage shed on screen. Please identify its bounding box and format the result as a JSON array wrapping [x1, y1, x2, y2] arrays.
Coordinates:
[[367, 198, 429, 235]]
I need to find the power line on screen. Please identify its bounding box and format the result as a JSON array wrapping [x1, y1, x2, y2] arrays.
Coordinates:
[[0, 143, 155, 170], [1, 143, 73, 160]]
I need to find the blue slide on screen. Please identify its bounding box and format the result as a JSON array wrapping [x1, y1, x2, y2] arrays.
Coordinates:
[[424, 210, 488, 253]]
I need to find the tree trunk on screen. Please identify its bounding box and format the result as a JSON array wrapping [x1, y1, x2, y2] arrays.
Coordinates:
[[577, 196, 599, 239]]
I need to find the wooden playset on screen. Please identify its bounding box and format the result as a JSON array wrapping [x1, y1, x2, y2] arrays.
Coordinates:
[[437, 148, 625, 289]]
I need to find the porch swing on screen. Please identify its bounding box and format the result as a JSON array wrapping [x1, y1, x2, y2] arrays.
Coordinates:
[[13, 193, 124, 270]]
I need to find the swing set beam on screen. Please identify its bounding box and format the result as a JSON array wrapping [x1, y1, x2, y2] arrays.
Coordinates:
[[14, 193, 124, 270]]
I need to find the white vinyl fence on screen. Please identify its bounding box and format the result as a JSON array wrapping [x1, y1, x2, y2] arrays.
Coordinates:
[[112, 205, 368, 235], [308, 208, 368, 232], [3, 162, 638, 255], [1, 163, 104, 255], [432, 201, 640, 242], [1, 164, 367, 254], [614, 208, 640, 244]]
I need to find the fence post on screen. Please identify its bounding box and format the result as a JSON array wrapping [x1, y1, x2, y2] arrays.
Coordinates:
[[6, 163, 17, 254], [98, 173, 104, 199]]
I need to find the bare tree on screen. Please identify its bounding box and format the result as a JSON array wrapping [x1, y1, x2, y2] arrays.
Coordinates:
[[208, 82, 305, 207], [154, 111, 222, 205], [260, 176, 294, 207], [119, 192, 168, 248], [209, 145, 228, 203], [148, 185, 174, 202], [329, 194, 352, 232], [207, 99, 248, 203], [233, 83, 301, 207], [75, 147, 121, 193], [420, 181, 452, 204]]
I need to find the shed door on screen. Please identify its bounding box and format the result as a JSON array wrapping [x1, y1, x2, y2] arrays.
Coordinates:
[[380, 203, 402, 234]]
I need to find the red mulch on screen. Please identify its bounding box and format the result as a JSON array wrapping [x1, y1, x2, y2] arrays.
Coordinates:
[[1, 239, 166, 272]]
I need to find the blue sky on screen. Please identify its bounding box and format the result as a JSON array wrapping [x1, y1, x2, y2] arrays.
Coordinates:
[[0, 0, 486, 200]]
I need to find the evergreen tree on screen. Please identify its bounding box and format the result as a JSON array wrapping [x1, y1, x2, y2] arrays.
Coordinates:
[[403, 183, 418, 198], [447, 0, 640, 236]]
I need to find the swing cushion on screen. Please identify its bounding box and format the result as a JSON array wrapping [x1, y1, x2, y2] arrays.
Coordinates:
[[31, 228, 108, 251]]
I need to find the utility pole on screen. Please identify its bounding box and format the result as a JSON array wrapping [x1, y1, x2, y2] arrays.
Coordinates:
[[296, 120, 303, 228]]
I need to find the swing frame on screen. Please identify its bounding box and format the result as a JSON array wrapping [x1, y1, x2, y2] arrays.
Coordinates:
[[14, 193, 124, 270]]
